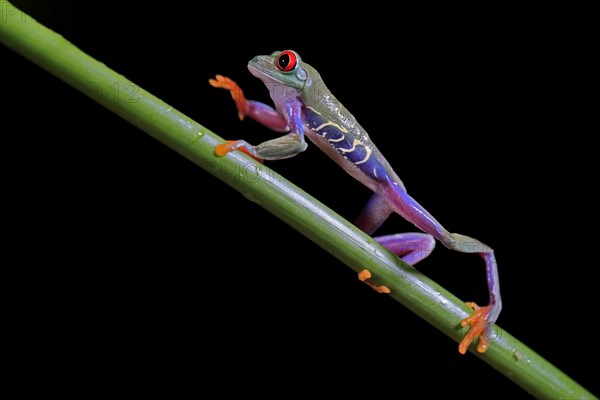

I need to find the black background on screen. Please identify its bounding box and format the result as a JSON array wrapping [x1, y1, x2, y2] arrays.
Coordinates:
[[2, 1, 596, 397]]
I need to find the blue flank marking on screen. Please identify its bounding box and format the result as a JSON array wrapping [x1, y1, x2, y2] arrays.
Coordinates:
[[305, 107, 389, 182], [356, 154, 389, 183]]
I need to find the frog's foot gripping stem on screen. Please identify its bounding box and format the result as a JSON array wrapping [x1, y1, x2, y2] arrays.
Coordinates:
[[458, 302, 497, 354], [358, 187, 502, 354], [358, 269, 390, 294], [215, 140, 264, 163], [208, 75, 249, 120]]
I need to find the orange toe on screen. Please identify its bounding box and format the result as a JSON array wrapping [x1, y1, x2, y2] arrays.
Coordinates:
[[208, 74, 231, 89], [208, 75, 248, 120], [458, 304, 493, 354], [358, 269, 372, 281], [215, 141, 234, 157], [358, 269, 391, 294]]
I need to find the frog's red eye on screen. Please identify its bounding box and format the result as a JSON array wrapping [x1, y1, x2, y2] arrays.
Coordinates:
[[276, 50, 297, 72]]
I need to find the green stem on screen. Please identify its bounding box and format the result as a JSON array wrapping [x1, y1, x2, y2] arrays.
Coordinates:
[[1, 2, 595, 398]]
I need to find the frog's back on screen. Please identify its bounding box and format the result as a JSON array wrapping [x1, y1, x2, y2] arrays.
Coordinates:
[[301, 68, 404, 191], [300, 79, 405, 192]]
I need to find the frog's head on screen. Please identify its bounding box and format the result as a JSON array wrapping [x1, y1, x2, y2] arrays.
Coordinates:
[[248, 50, 314, 92]]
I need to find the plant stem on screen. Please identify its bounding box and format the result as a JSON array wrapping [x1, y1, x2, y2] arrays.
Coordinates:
[[1, 2, 595, 398]]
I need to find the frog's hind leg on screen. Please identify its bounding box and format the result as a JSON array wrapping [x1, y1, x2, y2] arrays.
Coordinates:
[[353, 193, 433, 295], [354, 193, 436, 266], [381, 181, 502, 354]]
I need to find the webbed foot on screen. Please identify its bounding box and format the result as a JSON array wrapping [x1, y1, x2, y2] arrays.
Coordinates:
[[215, 140, 264, 163], [459, 302, 498, 354], [208, 75, 248, 120]]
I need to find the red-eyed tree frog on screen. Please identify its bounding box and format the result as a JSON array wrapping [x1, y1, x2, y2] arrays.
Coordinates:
[[209, 50, 501, 354]]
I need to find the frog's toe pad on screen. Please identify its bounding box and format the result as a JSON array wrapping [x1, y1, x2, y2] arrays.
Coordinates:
[[208, 75, 235, 90], [358, 269, 390, 294], [208, 75, 247, 120], [458, 303, 494, 354], [215, 141, 235, 157]]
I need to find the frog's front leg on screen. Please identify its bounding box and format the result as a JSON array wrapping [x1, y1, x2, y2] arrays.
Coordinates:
[[215, 133, 307, 161], [209, 75, 289, 131], [209, 75, 307, 161]]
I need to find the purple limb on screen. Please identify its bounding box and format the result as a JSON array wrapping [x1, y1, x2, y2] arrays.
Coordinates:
[[354, 193, 435, 265], [246, 100, 289, 132], [356, 181, 502, 353], [375, 233, 436, 266], [220, 98, 307, 161], [381, 182, 500, 305]]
